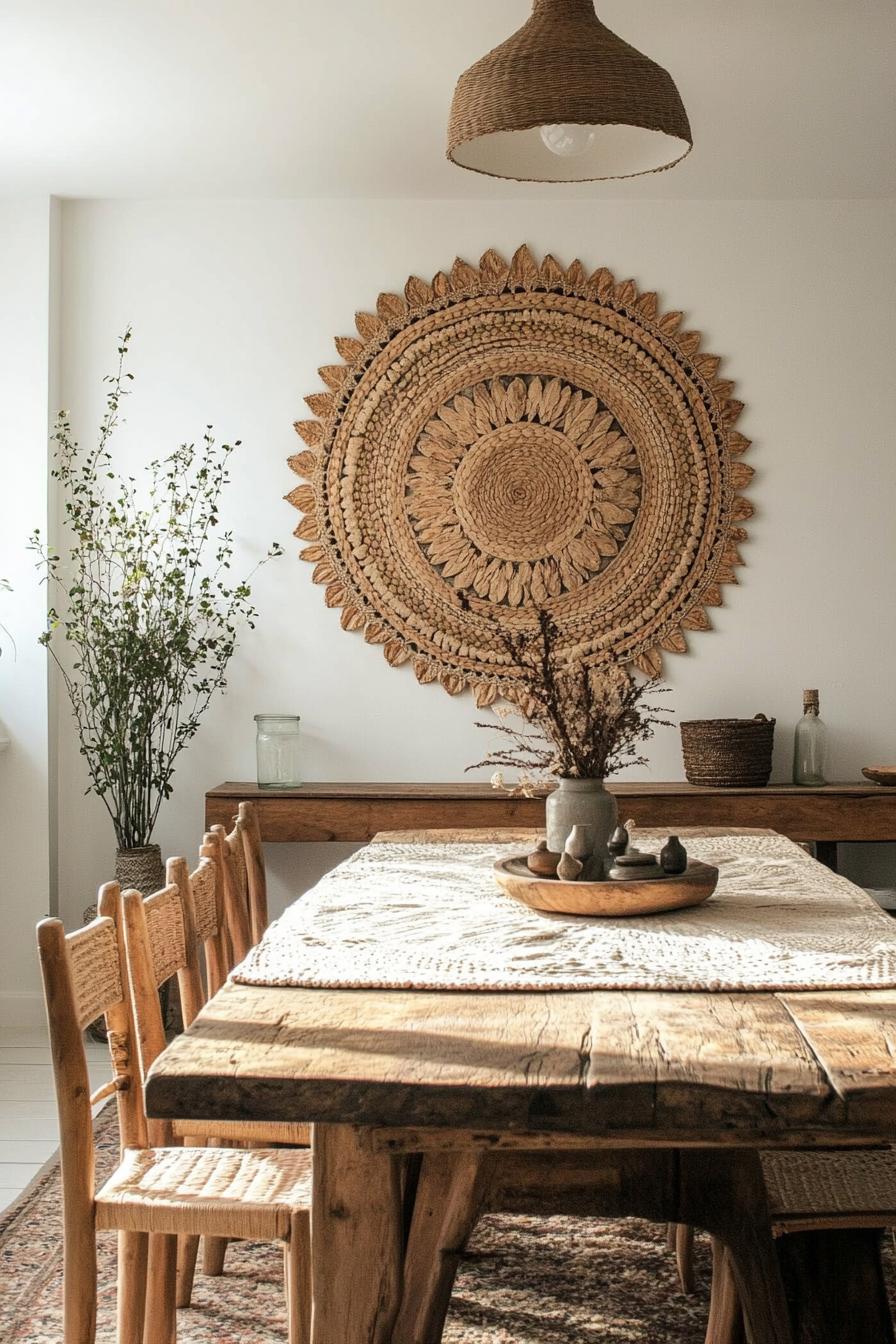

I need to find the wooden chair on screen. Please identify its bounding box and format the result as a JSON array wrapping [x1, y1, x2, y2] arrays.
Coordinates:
[[36, 884, 312, 1344], [204, 799, 267, 966], [167, 843, 306, 1159], [206, 821, 252, 968], [166, 835, 310, 1302], [704, 1149, 896, 1344], [237, 798, 269, 945]]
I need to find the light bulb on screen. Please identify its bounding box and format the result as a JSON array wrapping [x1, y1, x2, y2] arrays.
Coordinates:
[[539, 123, 596, 158]]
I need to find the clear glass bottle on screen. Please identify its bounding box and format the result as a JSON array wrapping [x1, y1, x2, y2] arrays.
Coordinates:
[[255, 714, 301, 788], [792, 690, 827, 786]]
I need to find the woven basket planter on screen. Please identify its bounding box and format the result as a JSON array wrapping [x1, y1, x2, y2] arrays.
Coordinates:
[[115, 844, 165, 897], [680, 715, 775, 788]]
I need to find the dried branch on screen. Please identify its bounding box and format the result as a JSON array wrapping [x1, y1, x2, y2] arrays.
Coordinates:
[[468, 610, 672, 783]]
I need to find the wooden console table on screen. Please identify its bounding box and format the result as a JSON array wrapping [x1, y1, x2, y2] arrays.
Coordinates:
[[206, 781, 896, 871]]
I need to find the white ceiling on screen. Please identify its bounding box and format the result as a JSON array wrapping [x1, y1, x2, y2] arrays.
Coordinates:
[[1, 0, 894, 199]]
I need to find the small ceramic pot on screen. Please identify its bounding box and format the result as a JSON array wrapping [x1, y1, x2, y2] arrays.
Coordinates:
[[608, 824, 630, 858], [527, 842, 560, 877], [660, 835, 688, 874], [546, 778, 618, 864]]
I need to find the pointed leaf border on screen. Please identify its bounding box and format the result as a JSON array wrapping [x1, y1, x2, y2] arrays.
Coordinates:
[[287, 246, 753, 700]]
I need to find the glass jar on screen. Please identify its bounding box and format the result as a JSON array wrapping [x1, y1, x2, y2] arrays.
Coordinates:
[[254, 714, 301, 788], [792, 689, 827, 786]]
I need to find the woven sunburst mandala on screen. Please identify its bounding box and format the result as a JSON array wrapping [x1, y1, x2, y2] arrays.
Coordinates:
[[288, 246, 753, 706]]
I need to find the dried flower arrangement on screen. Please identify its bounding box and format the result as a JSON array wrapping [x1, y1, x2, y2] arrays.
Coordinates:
[[468, 610, 672, 792]]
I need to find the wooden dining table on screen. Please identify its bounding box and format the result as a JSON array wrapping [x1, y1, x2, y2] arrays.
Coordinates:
[[145, 828, 896, 1343]]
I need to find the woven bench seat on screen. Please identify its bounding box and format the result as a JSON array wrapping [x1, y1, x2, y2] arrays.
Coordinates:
[[95, 1145, 312, 1239], [761, 1148, 896, 1235]]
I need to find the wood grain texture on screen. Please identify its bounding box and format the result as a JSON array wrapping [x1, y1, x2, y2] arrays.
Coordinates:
[[706, 1238, 747, 1344], [142, 824, 896, 1342], [144, 979, 896, 1142], [392, 1151, 494, 1344], [205, 781, 896, 843], [310, 1125, 403, 1344], [777, 991, 896, 1132]]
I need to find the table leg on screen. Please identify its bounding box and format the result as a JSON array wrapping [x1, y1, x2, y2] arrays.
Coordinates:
[[392, 1151, 495, 1344], [777, 1228, 894, 1343], [311, 1124, 404, 1344], [813, 841, 838, 872]]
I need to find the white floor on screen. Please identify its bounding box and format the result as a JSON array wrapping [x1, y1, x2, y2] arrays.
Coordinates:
[[0, 1024, 109, 1212]]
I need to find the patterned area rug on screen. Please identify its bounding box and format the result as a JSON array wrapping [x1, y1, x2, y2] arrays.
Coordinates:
[[1, 1109, 892, 1343]]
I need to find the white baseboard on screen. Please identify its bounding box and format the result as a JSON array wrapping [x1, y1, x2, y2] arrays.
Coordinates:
[[0, 991, 46, 1035]]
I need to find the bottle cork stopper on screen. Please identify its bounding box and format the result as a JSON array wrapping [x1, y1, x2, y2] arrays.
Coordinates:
[[803, 688, 819, 711]]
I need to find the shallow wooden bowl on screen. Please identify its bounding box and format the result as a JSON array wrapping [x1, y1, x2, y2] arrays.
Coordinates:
[[494, 856, 719, 917], [862, 766, 896, 787]]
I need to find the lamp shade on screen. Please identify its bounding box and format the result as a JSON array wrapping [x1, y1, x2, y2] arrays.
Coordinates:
[[447, 0, 692, 182]]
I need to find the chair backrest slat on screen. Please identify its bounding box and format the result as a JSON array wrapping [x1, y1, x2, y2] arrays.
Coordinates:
[[238, 801, 269, 944], [141, 882, 188, 988], [209, 822, 253, 966], [66, 916, 124, 1031], [189, 854, 219, 944], [196, 838, 231, 993], [165, 855, 209, 1026], [205, 801, 269, 971], [37, 881, 148, 1247], [121, 887, 175, 1145]]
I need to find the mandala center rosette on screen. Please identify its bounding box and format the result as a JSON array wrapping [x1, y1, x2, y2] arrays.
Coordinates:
[[407, 377, 642, 604], [288, 247, 754, 705]]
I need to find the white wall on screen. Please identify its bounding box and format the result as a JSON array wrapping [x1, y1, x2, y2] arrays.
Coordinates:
[[0, 198, 58, 1025], [55, 197, 896, 925]]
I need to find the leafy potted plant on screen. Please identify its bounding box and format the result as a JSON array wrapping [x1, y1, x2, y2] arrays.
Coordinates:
[[469, 610, 671, 861], [32, 329, 282, 900]]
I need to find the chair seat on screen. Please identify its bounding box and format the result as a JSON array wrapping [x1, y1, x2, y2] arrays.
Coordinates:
[[172, 1117, 311, 1146], [95, 1145, 312, 1239], [761, 1148, 896, 1233]]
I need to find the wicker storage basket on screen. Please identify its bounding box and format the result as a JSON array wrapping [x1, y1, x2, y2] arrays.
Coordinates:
[[680, 715, 776, 788]]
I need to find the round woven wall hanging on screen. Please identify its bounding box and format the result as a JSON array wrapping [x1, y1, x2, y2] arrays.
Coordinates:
[[288, 246, 753, 706]]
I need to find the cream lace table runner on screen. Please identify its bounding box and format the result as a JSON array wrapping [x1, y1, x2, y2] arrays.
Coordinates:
[[233, 833, 896, 993]]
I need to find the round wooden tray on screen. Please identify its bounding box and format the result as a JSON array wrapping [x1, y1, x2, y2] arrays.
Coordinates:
[[494, 856, 719, 917], [862, 766, 896, 787]]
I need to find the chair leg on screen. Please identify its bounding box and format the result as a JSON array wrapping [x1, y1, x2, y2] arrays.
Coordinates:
[[719, 1224, 791, 1344], [285, 1212, 312, 1344], [667, 1221, 678, 1251], [677, 1150, 793, 1344], [176, 1236, 200, 1308], [63, 1213, 97, 1344], [675, 1222, 696, 1294], [705, 1237, 746, 1344], [202, 1235, 228, 1276], [118, 1231, 149, 1344], [144, 1234, 178, 1344]]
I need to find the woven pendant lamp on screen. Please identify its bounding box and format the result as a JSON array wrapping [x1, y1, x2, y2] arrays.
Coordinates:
[[447, 0, 692, 182]]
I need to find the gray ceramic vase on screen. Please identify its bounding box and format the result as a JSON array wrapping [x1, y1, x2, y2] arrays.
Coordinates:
[[545, 778, 618, 865]]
